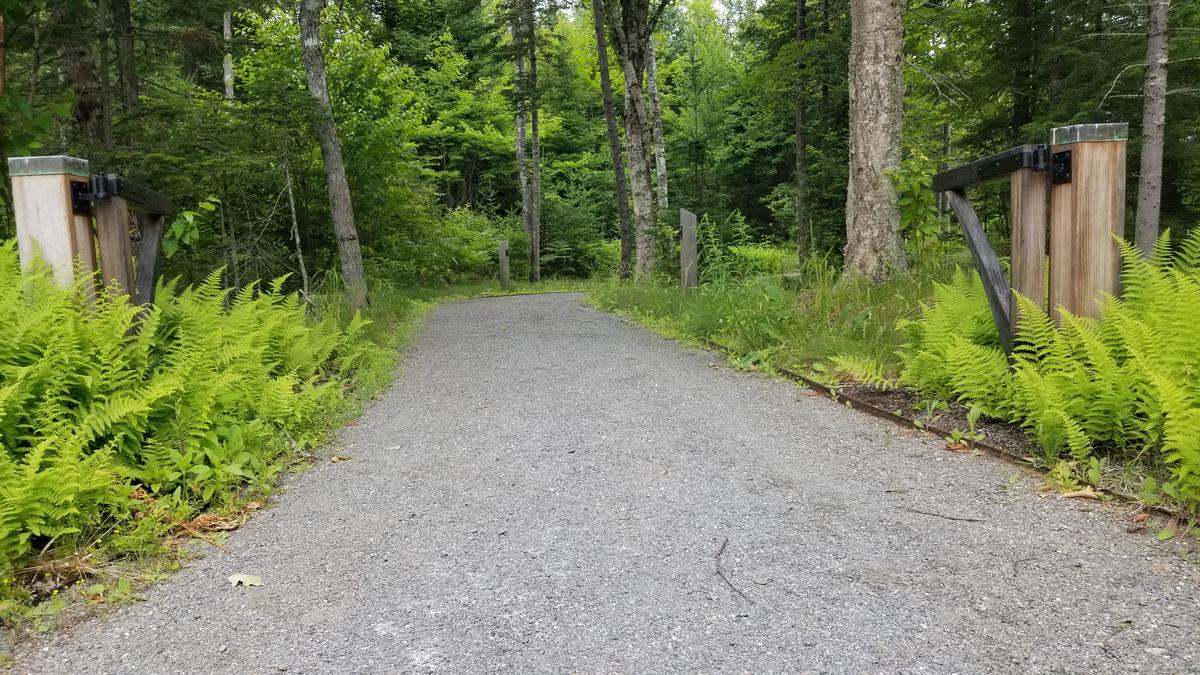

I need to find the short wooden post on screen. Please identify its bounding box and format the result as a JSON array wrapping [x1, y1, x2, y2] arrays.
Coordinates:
[[7, 156, 97, 292], [497, 240, 511, 290], [93, 195, 135, 295], [680, 208, 697, 290], [1048, 123, 1127, 320], [1010, 166, 1048, 316]]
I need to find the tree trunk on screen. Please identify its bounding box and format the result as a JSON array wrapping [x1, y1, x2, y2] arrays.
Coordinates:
[[646, 39, 668, 214], [298, 0, 368, 309], [53, 4, 107, 157], [1009, 0, 1036, 142], [514, 41, 531, 260], [96, 0, 114, 148], [223, 11, 235, 99], [283, 147, 311, 300], [0, 13, 7, 97], [795, 0, 810, 253], [1134, 0, 1168, 257], [843, 0, 906, 283], [527, 0, 541, 283], [112, 0, 137, 111], [591, 0, 633, 279]]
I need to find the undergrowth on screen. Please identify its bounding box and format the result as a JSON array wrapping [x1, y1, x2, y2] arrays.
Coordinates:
[[898, 230, 1200, 512], [0, 242, 408, 625]]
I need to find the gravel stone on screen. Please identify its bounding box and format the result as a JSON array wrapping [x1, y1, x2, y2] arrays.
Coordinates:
[[12, 293, 1200, 673]]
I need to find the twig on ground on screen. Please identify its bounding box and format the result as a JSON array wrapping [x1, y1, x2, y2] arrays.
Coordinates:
[[1011, 556, 1034, 579], [714, 537, 756, 605], [899, 506, 985, 523]]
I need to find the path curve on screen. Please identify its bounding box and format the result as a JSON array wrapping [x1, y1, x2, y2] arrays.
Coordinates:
[[14, 293, 1200, 673]]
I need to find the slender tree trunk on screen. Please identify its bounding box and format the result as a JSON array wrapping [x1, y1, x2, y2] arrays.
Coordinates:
[[97, 0, 114, 148], [527, 0, 542, 282], [53, 4, 107, 157], [1009, 0, 1036, 142], [843, 0, 906, 283], [1134, 0, 1168, 257], [591, 0, 633, 279], [298, 0, 368, 309], [112, 0, 137, 111], [512, 24, 533, 277], [795, 0, 810, 253], [283, 148, 311, 300], [646, 39, 668, 214], [223, 11, 235, 99], [0, 13, 7, 97]]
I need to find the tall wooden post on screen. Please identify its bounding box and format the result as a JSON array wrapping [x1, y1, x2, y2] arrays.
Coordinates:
[[7, 156, 97, 292], [498, 240, 511, 290], [680, 209, 697, 290], [93, 194, 134, 295], [1010, 167, 1048, 316], [1048, 123, 1127, 320], [134, 214, 165, 305]]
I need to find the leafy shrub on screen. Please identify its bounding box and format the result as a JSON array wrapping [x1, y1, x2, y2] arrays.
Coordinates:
[[899, 231, 1200, 510], [0, 242, 379, 583], [728, 244, 799, 276]]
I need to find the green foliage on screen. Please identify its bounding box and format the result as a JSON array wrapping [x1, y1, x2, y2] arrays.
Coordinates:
[[899, 231, 1200, 510], [0, 242, 383, 588]]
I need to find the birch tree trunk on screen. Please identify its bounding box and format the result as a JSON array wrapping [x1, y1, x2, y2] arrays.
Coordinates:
[[223, 11, 235, 99], [843, 0, 906, 283], [647, 39, 668, 214], [112, 0, 137, 111], [1134, 0, 1168, 258], [298, 0, 368, 309], [591, 0, 633, 278], [527, 0, 542, 282], [795, 0, 810, 253]]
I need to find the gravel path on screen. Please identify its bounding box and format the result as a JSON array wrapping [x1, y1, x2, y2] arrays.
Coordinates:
[[13, 293, 1200, 673]]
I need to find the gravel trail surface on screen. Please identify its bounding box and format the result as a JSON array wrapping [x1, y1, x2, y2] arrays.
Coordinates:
[[14, 293, 1200, 673]]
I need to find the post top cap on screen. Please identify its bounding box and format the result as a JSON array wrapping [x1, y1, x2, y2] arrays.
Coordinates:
[[1050, 123, 1128, 145], [6, 155, 90, 178]]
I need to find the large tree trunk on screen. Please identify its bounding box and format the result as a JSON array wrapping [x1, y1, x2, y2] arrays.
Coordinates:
[[223, 11, 235, 99], [53, 4, 107, 157], [1134, 0, 1168, 257], [646, 39, 668, 214], [605, 0, 659, 277], [591, 0, 633, 278], [527, 0, 541, 282], [298, 0, 368, 309], [795, 0, 810, 253], [112, 0, 137, 111], [843, 0, 906, 283]]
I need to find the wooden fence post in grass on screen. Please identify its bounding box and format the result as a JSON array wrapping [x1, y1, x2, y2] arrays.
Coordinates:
[[1048, 123, 1128, 320], [7, 156, 98, 295], [93, 192, 135, 296], [498, 240, 511, 290], [680, 208, 697, 290]]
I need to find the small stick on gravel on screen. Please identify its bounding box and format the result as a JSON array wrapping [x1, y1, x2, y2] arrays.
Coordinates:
[[715, 537, 756, 606], [899, 507, 985, 523]]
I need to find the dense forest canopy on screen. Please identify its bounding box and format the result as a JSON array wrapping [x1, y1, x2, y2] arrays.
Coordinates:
[[0, 0, 1197, 290]]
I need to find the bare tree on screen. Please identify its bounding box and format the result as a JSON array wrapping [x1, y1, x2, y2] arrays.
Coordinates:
[[843, 0, 906, 283], [223, 11, 235, 99], [591, 0, 633, 278], [1134, 0, 1168, 257], [646, 39, 668, 213], [604, 0, 670, 277], [298, 0, 368, 308]]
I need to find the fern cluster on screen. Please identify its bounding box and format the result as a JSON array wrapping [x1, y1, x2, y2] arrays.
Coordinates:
[[0, 242, 377, 579], [899, 230, 1200, 510]]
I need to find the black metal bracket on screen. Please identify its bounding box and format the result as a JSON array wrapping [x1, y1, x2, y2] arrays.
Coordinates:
[[1051, 150, 1072, 184], [71, 173, 173, 216], [932, 144, 1049, 193]]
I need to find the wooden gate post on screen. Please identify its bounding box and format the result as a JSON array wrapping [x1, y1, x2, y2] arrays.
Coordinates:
[[498, 240, 511, 290], [680, 209, 697, 290], [93, 194, 135, 295], [7, 156, 97, 293], [1048, 123, 1127, 320], [1010, 166, 1048, 316]]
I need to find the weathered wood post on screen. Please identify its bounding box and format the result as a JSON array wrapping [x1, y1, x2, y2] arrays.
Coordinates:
[[6, 156, 97, 292], [92, 190, 135, 295], [680, 208, 697, 290], [497, 239, 511, 290], [1010, 166, 1048, 315], [1048, 123, 1127, 320]]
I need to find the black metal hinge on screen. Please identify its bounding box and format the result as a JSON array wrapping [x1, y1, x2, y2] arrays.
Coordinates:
[[1052, 150, 1072, 184]]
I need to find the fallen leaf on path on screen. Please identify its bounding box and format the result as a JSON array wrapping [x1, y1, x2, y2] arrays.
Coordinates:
[[944, 441, 971, 453], [1133, 512, 1150, 523], [1158, 517, 1179, 541], [331, 454, 353, 463], [1062, 487, 1102, 500], [244, 500, 263, 511], [186, 513, 240, 532], [228, 574, 263, 588]]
